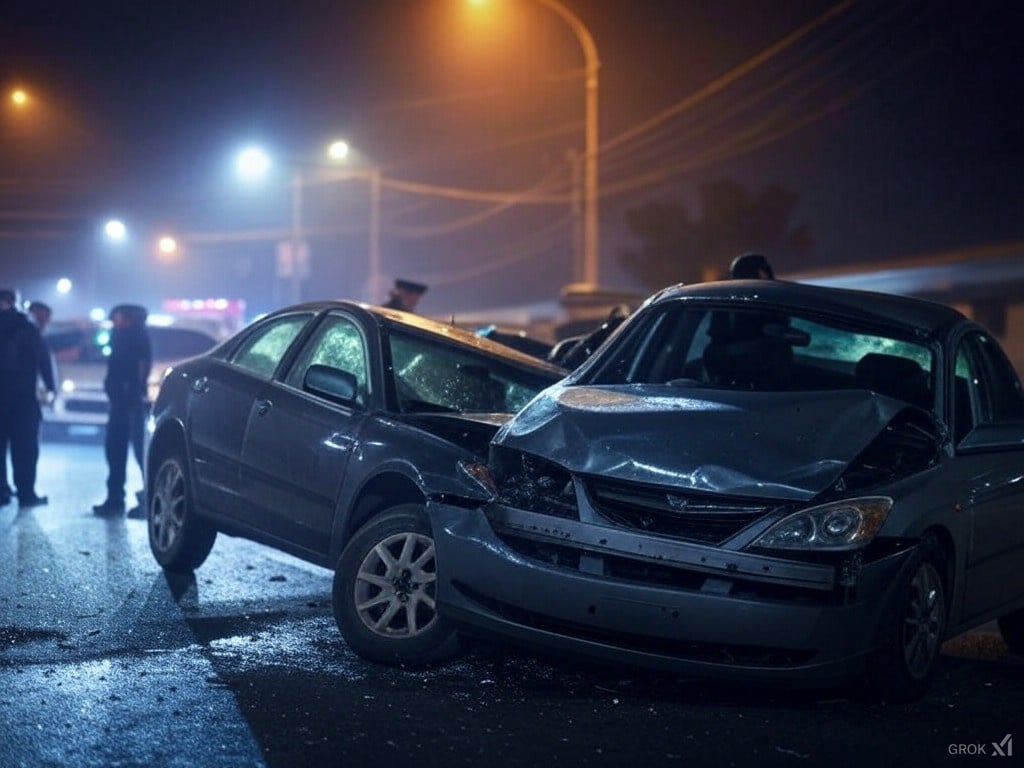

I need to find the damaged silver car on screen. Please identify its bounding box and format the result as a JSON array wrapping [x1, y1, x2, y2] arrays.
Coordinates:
[[425, 280, 1024, 701]]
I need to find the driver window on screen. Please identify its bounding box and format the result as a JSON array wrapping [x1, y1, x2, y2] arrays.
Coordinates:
[[953, 332, 1024, 443], [286, 313, 368, 405]]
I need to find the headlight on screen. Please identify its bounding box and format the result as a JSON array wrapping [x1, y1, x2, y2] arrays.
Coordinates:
[[457, 460, 497, 498], [749, 496, 892, 551]]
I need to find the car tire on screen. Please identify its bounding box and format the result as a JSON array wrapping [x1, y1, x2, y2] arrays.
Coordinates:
[[148, 452, 216, 573], [866, 534, 948, 702], [332, 504, 460, 667], [997, 608, 1024, 654]]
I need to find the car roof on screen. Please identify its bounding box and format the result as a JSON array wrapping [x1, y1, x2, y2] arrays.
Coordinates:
[[651, 280, 967, 336], [265, 300, 566, 376]]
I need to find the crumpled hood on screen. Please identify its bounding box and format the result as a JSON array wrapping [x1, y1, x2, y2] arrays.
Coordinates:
[[493, 383, 909, 501]]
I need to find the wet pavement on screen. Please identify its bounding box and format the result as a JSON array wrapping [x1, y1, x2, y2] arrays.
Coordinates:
[[1, 438, 1022, 767]]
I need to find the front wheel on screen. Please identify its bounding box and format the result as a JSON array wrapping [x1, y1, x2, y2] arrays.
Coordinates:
[[866, 535, 948, 702], [148, 452, 216, 573], [332, 504, 459, 666]]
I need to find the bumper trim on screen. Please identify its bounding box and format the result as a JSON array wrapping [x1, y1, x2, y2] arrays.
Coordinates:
[[487, 503, 835, 591]]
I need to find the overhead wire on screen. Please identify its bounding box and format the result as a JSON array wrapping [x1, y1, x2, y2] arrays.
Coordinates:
[[597, 4, 898, 181], [409, 213, 575, 286], [600, 0, 856, 156], [389, 162, 571, 238]]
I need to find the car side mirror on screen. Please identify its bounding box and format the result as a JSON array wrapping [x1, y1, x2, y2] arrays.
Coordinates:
[[304, 364, 359, 405]]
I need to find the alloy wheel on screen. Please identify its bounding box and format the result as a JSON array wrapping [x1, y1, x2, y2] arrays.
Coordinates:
[[902, 561, 946, 679], [353, 531, 438, 638], [150, 460, 186, 555]]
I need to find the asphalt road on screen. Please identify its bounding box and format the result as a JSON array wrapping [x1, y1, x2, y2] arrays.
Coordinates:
[[1, 436, 1021, 768]]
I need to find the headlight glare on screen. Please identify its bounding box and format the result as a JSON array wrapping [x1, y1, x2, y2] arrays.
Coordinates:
[[750, 496, 892, 551]]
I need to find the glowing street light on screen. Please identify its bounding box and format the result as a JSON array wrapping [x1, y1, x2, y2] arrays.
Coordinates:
[[327, 140, 350, 161], [236, 145, 272, 182], [104, 219, 127, 242], [56, 277, 73, 295], [10, 89, 29, 108], [158, 235, 178, 255]]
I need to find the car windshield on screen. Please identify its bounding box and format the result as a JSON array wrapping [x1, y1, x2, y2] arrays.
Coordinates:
[[588, 304, 935, 409], [388, 330, 556, 414]]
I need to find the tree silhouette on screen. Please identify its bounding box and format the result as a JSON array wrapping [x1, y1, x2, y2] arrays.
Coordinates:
[[619, 180, 813, 289]]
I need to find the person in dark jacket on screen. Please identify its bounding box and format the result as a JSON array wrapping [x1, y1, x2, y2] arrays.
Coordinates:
[[729, 252, 775, 279], [383, 279, 427, 312], [93, 304, 152, 517], [0, 288, 56, 508]]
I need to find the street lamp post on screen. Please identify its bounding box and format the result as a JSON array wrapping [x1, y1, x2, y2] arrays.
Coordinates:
[[324, 145, 382, 303], [533, 0, 600, 286], [368, 166, 381, 303], [472, 0, 600, 285], [235, 143, 381, 305], [290, 169, 304, 305]]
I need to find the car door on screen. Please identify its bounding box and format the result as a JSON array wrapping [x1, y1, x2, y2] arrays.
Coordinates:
[[187, 312, 313, 523], [239, 311, 371, 556], [951, 331, 1024, 621]]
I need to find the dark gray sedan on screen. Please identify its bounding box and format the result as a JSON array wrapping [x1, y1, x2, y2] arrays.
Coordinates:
[[426, 280, 1024, 701], [144, 301, 563, 664]]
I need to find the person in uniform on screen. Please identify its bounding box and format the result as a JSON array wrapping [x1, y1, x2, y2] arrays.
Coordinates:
[[93, 304, 152, 517], [383, 279, 428, 312], [0, 289, 56, 508]]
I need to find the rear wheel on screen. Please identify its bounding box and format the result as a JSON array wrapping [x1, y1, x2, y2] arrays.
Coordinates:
[[998, 608, 1024, 653], [332, 504, 459, 666], [867, 535, 947, 702], [148, 452, 216, 572]]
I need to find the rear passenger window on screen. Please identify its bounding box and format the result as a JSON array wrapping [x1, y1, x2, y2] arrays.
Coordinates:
[[231, 314, 312, 379]]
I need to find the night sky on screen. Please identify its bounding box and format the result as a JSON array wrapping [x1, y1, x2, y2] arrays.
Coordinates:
[[2, 0, 1022, 317]]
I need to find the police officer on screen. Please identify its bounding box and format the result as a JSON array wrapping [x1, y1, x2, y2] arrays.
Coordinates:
[[383, 279, 428, 313], [0, 288, 56, 508], [93, 304, 152, 517], [729, 252, 775, 279]]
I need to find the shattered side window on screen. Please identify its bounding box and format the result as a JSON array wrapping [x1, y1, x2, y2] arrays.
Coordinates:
[[230, 314, 312, 379], [388, 331, 552, 414], [285, 313, 369, 405]]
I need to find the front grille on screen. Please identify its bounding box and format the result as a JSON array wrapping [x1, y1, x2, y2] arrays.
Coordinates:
[[586, 478, 772, 545]]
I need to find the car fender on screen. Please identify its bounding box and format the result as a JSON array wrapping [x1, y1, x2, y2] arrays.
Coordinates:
[[328, 414, 495, 559]]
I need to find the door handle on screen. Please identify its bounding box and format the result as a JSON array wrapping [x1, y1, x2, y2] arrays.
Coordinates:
[[192, 376, 208, 394], [255, 399, 272, 417]]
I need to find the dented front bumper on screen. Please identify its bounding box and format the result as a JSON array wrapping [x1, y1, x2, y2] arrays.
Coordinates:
[[429, 500, 917, 683]]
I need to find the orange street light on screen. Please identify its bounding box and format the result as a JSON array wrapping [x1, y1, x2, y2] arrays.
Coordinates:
[[10, 89, 29, 108]]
